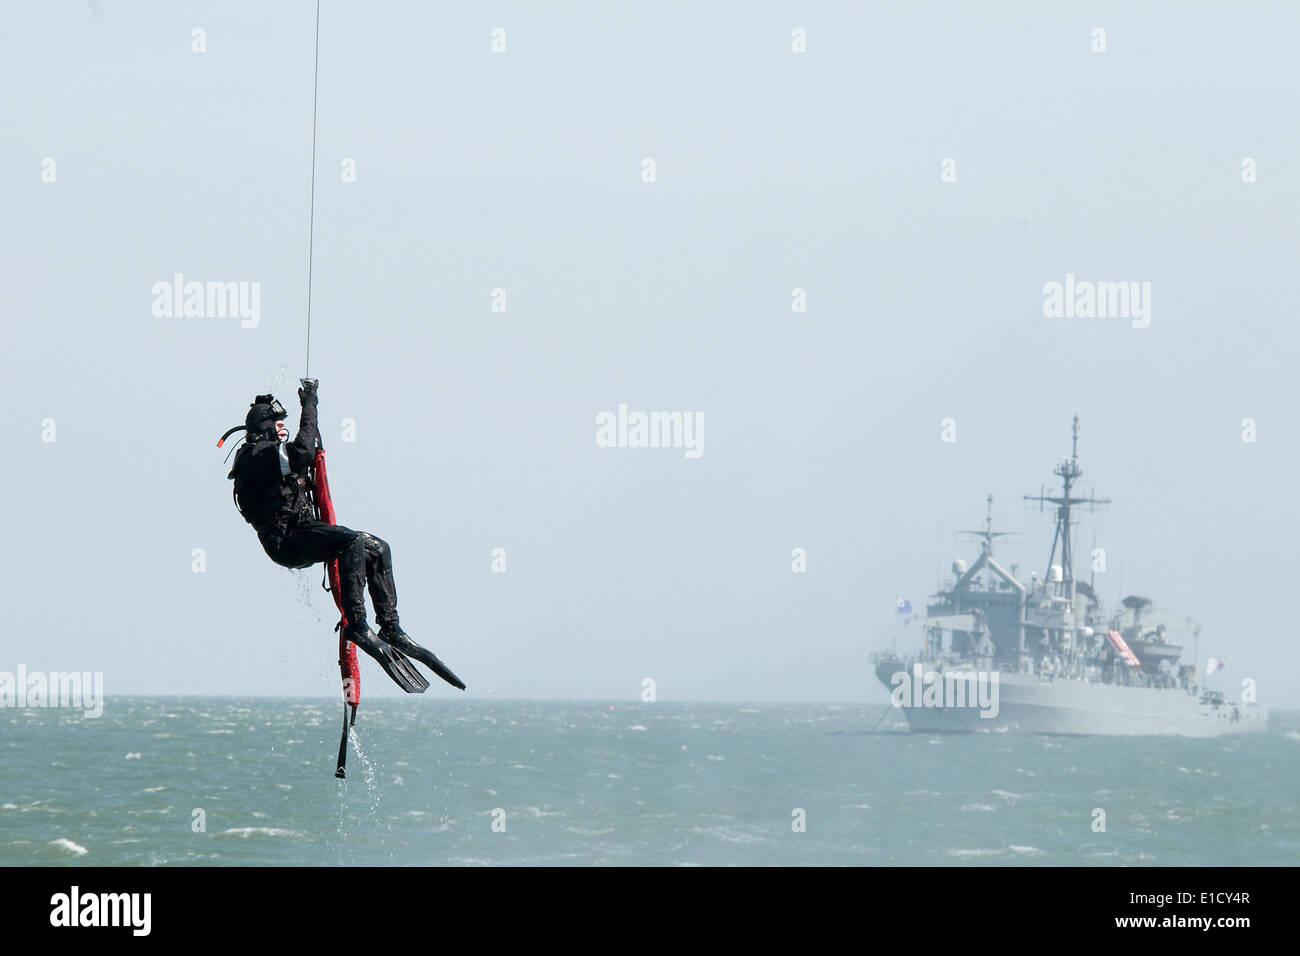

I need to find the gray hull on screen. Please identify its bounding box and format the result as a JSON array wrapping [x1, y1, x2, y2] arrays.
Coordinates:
[[875, 660, 1268, 737]]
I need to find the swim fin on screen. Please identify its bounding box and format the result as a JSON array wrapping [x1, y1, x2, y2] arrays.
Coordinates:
[[379, 627, 467, 691], [348, 626, 430, 694]]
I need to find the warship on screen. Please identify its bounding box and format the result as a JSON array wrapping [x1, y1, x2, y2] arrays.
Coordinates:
[[872, 417, 1267, 736]]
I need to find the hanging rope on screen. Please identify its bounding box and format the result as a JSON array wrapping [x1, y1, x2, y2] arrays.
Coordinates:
[[305, 0, 321, 378]]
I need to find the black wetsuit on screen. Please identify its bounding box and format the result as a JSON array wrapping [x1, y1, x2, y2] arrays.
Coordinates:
[[227, 391, 399, 629]]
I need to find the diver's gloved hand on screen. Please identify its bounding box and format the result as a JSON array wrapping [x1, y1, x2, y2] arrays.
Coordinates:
[[298, 379, 318, 404]]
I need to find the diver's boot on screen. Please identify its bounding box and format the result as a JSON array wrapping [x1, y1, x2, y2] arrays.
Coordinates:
[[378, 623, 467, 691], [344, 619, 429, 694]]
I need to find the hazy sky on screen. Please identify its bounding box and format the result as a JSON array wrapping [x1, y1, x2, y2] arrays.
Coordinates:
[[3, 2, 1298, 705]]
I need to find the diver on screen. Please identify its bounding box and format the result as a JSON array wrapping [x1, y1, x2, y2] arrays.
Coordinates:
[[219, 380, 464, 693]]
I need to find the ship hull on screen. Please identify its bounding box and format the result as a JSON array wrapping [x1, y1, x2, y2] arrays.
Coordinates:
[[874, 659, 1268, 737]]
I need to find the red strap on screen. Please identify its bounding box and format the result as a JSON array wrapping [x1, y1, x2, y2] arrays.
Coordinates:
[[313, 449, 360, 705]]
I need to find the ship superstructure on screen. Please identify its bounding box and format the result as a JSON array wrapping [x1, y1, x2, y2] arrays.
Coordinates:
[[872, 417, 1266, 735]]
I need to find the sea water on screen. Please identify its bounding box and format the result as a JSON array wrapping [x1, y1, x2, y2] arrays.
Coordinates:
[[2, 699, 1296, 866]]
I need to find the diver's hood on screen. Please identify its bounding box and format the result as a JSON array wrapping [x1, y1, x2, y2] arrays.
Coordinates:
[[217, 394, 286, 448], [245, 403, 281, 440]]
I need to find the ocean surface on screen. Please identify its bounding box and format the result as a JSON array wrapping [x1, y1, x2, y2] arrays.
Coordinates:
[[3, 699, 1297, 866]]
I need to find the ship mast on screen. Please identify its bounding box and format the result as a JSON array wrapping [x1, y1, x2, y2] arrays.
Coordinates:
[[955, 494, 1022, 586], [1024, 415, 1110, 609], [958, 494, 1018, 559]]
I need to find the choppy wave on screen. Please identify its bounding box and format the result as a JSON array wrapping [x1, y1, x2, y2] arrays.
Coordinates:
[[1, 698, 1296, 866]]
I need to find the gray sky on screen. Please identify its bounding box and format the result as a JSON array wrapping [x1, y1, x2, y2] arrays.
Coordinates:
[[3, 2, 1298, 704]]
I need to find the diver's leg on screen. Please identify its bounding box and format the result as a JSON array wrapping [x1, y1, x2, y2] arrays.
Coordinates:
[[334, 534, 370, 630], [360, 533, 400, 629], [299, 525, 426, 694], [271, 520, 358, 567], [271, 521, 425, 693]]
